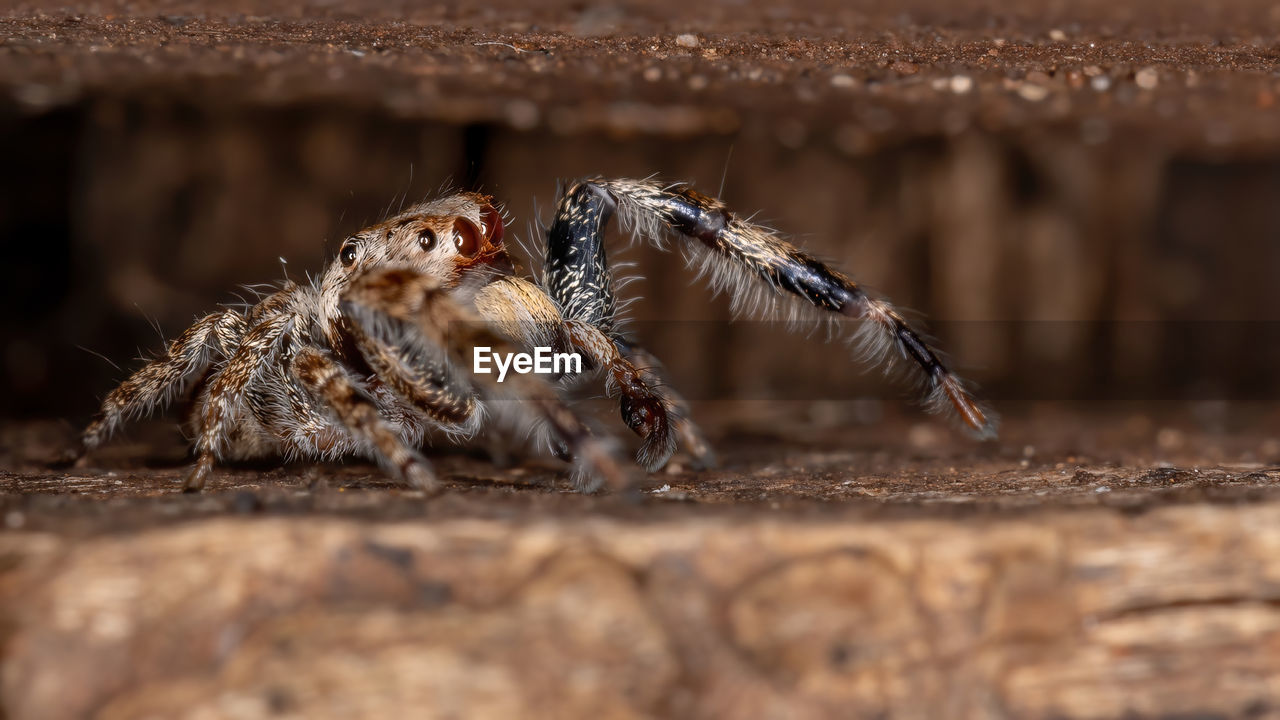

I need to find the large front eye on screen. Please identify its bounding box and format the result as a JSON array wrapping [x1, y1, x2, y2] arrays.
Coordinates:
[[339, 242, 359, 266], [417, 228, 437, 251], [452, 218, 483, 257]]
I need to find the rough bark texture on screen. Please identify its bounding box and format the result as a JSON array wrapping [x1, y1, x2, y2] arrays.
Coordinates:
[[4, 411, 1280, 718], [6, 503, 1280, 719]]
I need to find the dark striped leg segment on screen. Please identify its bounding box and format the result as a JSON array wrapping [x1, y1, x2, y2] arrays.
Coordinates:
[[565, 178, 996, 438], [546, 181, 718, 467]]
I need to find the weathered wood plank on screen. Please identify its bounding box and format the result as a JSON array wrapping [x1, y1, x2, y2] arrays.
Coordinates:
[[4, 505, 1280, 719]]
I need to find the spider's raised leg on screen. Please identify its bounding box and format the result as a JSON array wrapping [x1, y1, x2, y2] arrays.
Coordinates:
[[553, 178, 997, 438], [544, 182, 714, 470], [344, 268, 629, 492], [290, 347, 440, 493], [75, 309, 247, 460]]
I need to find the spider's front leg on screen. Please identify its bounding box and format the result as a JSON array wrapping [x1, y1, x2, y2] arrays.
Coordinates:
[[562, 319, 677, 471], [345, 320, 479, 431], [615, 338, 716, 468], [290, 347, 440, 493], [545, 183, 715, 471], [70, 308, 248, 464], [554, 178, 997, 438], [343, 268, 629, 492], [471, 274, 683, 471]]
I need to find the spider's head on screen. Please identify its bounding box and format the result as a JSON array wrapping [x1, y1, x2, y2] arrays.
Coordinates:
[[326, 193, 508, 292]]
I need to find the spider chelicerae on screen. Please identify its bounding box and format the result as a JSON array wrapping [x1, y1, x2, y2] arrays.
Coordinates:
[[72, 178, 996, 493]]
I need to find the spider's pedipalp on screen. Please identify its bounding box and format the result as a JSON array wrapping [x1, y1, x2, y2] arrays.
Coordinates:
[[344, 267, 630, 492]]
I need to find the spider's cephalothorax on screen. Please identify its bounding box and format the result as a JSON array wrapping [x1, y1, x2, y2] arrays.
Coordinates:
[[75, 179, 996, 493]]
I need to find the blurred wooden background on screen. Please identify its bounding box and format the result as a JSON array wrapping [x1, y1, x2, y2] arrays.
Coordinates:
[[4, 102, 1280, 418]]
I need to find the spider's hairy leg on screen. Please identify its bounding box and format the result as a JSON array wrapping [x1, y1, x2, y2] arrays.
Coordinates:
[[616, 338, 717, 469], [563, 320, 677, 471], [291, 347, 439, 493], [545, 181, 619, 331], [347, 321, 479, 431], [543, 181, 702, 467], [343, 268, 629, 492], [75, 309, 248, 460], [592, 178, 997, 438], [182, 313, 291, 492], [472, 275, 681, 470]]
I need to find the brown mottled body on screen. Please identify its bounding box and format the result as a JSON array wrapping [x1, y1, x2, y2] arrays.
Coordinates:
[[75, 179, 993, 493]]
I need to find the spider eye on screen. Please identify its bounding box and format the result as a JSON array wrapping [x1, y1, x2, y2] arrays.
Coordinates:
[[417, 228, 437, 251], [339, 242, 359, 266], [452, 218, 483, 257]]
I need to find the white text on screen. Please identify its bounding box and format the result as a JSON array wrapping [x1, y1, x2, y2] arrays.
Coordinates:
[[473, 346, 583, 382]]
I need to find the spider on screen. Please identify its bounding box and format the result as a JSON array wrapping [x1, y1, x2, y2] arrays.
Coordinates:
[[71, 178, 997, 493]]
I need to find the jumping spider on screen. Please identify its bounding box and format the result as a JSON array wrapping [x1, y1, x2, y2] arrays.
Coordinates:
[[73, 178, 996, 493]]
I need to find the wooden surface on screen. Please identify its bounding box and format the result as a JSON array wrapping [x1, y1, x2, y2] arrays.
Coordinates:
[[4, 410, 1280, 718], [5, 504, 1280, 718]]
